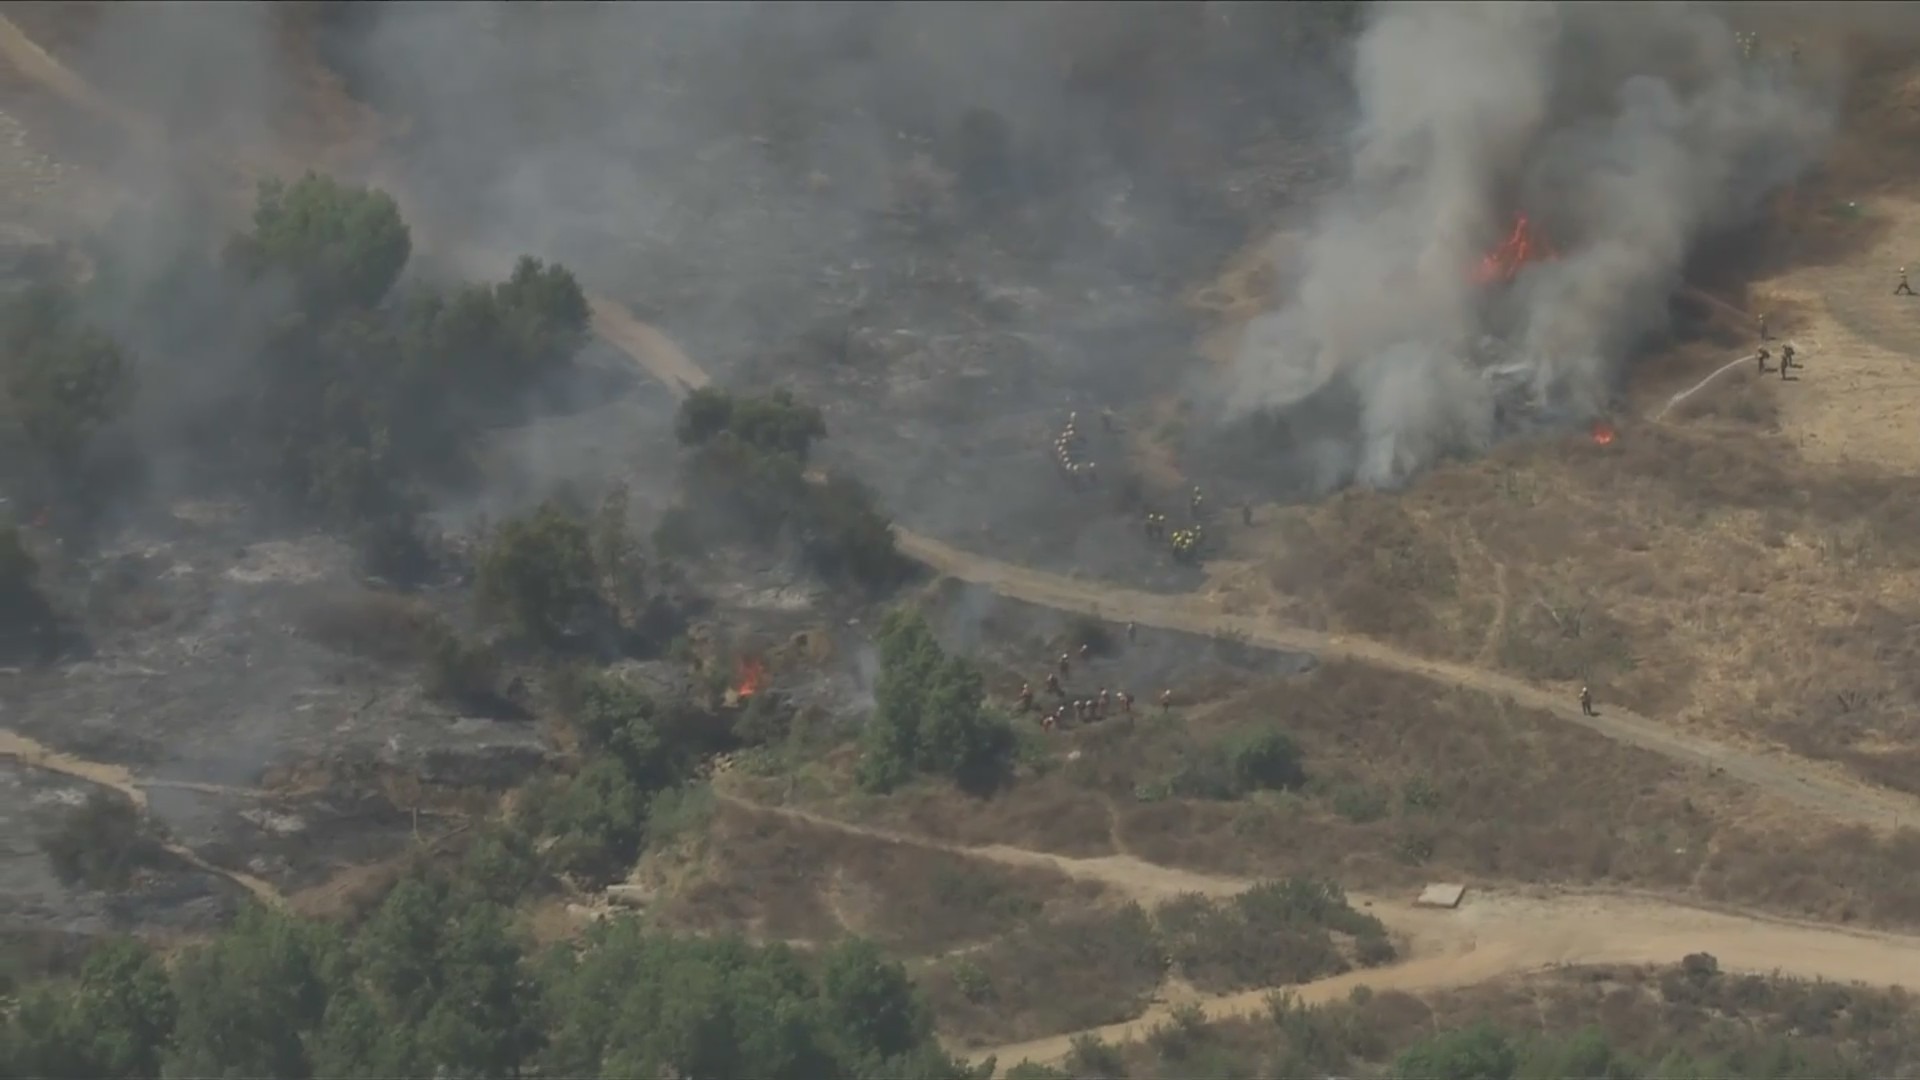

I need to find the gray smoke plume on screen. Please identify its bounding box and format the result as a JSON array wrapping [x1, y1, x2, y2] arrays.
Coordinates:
[[1221, 0, 1837, 489]]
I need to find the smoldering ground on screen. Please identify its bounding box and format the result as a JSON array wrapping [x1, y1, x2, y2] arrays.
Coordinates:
[[1217, 1, 1843, 493]]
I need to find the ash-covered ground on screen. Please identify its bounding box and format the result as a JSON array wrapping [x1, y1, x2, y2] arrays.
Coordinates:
[[335, 4, 1356, 592]]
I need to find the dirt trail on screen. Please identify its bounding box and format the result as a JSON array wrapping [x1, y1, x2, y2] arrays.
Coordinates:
[[1, 730, 287, 908], [895, 531, 1920, 832], [5, 15, 1917, 835], [716, 789, 1920, 1073]]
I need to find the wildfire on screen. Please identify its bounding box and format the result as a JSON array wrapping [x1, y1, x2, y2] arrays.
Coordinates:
[[1591, 420, 1617, 447], [1472, 213, 1558, 287], [734, 656, 767, 699]]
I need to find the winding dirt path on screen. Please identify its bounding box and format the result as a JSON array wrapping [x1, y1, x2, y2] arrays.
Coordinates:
[[715, 789, 1920, 1073], [12, 25, 1920, 1066], [2, 9, 1917, 843], [1, 730, 286, 908]]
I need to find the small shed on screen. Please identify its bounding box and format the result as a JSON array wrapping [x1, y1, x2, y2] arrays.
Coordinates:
[[1415, 883, 1467, 909]]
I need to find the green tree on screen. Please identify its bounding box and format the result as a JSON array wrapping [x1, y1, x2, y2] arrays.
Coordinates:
[[674, 386, 825, 462], [0, 283, 132, 475], [1393, 1023, 1519, 1080], [1519, 1027, 1639, 1080], [819, 939, 934, 1064], [1226, 726, 1307, 793], [476, 501, 597, 646], [229, 172, 412, 312], [517, 759, 650, 882], [858, 608, 1015, 793], [164, 908, 343, 1079], [66, 938, 178, 1079]]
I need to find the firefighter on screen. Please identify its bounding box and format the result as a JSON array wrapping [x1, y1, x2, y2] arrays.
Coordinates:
[[1579, 684, 1596, 717], [1160, 688, 1174, 713], [1101, 407, 1116, 433], [1190, 485, 1205, 516], [1899, 268, 1915, 297], [1242, 502, 1253, 527], [1059, 652, 1072, 676], [1756, 346, 1772, 374], [1042, 711, 1056, 732], [1119, 690, 1134, 715], [1046, 671, 1062, 696], [1097, 687, 1110, 716], [1756, 312, 1768, 341], [1079, 642, 1092, 661], [1018, 682, 1033, 713], [1126, 620, 1137, 644], [1782, 342, 1797, 369], [1084, 461, 1097, 485]]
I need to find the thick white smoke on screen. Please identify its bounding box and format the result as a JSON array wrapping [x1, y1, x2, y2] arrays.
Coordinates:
[[1222, 0, 1837, 488]]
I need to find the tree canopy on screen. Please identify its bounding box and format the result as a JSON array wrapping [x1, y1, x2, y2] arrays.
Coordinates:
[[857, 606, 1016, 794], [661, 386, 910, 592], [2, 871, 989, 1080], [0, 283, 132, 480], [228, 172, 412, 313]]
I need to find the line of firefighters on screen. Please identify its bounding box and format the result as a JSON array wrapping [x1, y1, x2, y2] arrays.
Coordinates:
[[1012, 630, 1174, 732], [1052, 410, 1248, 564]]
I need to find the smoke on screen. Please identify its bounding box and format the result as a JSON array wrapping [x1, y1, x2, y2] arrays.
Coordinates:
[[1220, 1, 1838, 489]]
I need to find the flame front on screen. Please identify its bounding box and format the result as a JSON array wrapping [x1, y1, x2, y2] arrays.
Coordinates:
[[1591, 421, 1616, 446], [1473, 214, 1557, 286], [735, 657, 766, 699]]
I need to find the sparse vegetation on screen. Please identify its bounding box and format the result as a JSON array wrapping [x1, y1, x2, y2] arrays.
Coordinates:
[[1059, 960, 1920, 1080], [1154, 879, 1391, 994]]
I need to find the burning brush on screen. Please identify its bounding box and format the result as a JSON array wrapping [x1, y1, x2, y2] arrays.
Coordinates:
[[720, 655, 768, 709], [1473, 214, 1559, 287], [733, 656, 766, 700]]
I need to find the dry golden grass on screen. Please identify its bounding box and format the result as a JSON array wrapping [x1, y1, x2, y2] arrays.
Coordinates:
[[765, 662, 1920, 931], [633, 798, 1107, 956], [921, 880, 1392, 1049], [1244, 421, 1920, 797]]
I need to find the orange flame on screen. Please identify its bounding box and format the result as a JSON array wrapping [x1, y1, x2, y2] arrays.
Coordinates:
[[1591, 421, 1616, 447], [1473, 214, 1558, 286], [734, 656, 766, 699]]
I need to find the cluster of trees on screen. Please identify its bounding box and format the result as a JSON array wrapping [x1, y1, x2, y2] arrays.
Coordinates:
[[858, 607, 1018, 794], [223, 175, 588, 559], [472, 486, 658, 653], [0, 283, 132, 494], [514, 667, 730, 884], [3, 854, 990, 1080], [5, 172, 588, 580], [660, 386, 911, 592]]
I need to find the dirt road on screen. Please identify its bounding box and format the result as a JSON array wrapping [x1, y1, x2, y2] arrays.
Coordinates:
[[715, 790, 1920, 1073], [3, 11, 1916, 835], [11, 19, 1920, 1045]]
